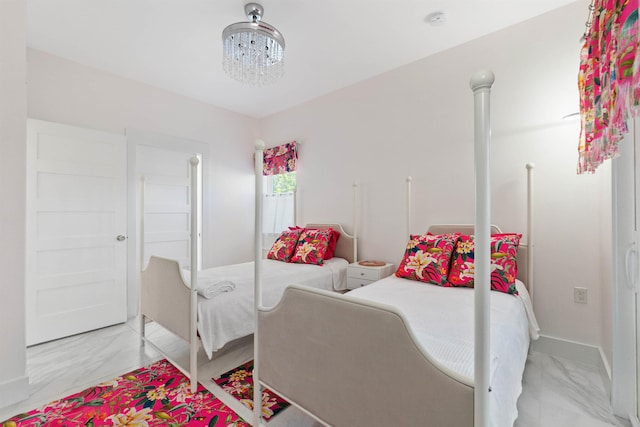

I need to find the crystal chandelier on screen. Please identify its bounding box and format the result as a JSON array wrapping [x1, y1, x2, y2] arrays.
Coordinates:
[[222, 3, 285, 86]]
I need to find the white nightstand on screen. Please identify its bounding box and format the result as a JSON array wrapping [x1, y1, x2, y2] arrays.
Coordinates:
[[347, 262, 395, 290]]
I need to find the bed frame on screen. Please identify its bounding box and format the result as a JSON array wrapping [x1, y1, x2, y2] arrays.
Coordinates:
[[139, 154, 358, 393], [252, 71, 536, 426], [256, 225, 530, 427]]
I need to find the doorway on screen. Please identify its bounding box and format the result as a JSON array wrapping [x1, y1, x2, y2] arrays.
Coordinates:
[[126, 128, 208, 318]]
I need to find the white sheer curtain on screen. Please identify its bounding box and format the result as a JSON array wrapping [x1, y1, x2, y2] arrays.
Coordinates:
[[263, 192, 294, 233], [262, 192, 295, 254]]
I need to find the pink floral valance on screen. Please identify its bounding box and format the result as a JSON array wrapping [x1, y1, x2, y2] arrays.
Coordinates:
[[577, 0, 640, 174], [263, 141, 297, 176]]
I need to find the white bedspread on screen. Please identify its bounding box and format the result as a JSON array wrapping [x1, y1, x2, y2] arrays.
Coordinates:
[[198, 258, 348, 357], [348, 276, 537, 427]]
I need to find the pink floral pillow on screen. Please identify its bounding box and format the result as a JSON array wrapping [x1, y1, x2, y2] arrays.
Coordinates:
[[448, 234, 521, 294], [288, 226, 341, 260], [324, 228, 341, 260], [290, 229, 332, 265], [395, 234, 459, 286], [267, 229, 302, 262]]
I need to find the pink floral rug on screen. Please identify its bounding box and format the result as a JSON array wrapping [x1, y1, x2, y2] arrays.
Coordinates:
[[2, 359, 248, 427], [213, 361, 290, 421]]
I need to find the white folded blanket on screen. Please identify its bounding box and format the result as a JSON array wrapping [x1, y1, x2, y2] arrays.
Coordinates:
[[182, 270, 236, 299]]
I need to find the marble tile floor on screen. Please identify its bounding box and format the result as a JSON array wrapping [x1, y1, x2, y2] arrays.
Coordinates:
[[514, 351, 631, 427], [0, 319, 317, 426], [0, 319, 633, 427]]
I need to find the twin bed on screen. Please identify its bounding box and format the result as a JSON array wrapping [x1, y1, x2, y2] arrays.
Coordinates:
[[141, 70, 539, 426], [140, 223, 355, 359], [141, 224, 355, 358], [258, 224, 538, 427]]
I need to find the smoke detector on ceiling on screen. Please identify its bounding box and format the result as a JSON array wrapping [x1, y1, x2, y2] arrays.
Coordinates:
[[426, 11, 447, 26]]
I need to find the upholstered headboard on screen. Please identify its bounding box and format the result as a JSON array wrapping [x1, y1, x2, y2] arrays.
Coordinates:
[[306, 223, 356, 264]]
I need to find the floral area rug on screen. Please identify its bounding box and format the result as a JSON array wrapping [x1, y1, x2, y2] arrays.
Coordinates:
[[2, 359, 247, 427], [213, 361, 290, 421]]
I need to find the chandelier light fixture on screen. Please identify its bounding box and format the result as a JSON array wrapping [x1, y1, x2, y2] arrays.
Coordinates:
[[221, 3, 285, 86]]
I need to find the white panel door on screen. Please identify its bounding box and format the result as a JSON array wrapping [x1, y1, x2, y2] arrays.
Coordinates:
[[26, 119, 127, 346], [612, 120, 640, 422], [138, 145, 201, 270], [126, 129, 208, 318], [635, 120, 640, 423]]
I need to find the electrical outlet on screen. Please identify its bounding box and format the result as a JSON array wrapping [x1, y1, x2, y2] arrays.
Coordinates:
[[574, 287, 588, 304]]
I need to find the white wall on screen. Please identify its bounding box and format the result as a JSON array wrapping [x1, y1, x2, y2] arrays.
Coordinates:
[[27, 49, 259, 269], [259, 1, 613, 356], [0, 0, 29, 406]]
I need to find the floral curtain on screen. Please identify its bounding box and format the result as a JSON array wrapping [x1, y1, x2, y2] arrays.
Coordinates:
[[578, 0, 639, 174], [263, 141, 297, 176]]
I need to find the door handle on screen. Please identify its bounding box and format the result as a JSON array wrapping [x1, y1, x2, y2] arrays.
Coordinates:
[[624, 242, 638, 292], [116, 235, 126, 241]]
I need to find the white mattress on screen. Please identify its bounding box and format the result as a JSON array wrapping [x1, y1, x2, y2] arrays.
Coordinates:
[[348, 276, 535, 427], [198, 257, 348, 357]]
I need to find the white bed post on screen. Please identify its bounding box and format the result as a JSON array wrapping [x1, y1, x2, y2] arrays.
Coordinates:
[[353, 182, 359, 263], [470, 69, 495, 427], [526, 163, 535, 307], [406, 176, 412, 238], [189, 157, 199, 393], [254, 140, 265, 427]]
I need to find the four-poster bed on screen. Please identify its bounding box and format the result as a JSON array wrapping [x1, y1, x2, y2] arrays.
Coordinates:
[[251, 70, 539, 426], [139, 153, 357, 393]]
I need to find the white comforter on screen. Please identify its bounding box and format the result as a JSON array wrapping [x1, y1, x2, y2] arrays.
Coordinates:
[[198, 258, 348, 357], [348, 276, 539, 427]]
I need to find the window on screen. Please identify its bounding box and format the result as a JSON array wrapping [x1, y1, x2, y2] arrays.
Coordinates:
[[260, 141, 297, 253], [263, 172, 296, 235]]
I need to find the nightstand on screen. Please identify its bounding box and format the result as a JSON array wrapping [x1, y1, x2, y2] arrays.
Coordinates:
[[347, 262, 395, 290]]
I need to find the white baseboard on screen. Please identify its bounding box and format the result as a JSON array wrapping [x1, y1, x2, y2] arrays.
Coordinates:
[[0, 374, 29, 409], [531, 335, 610, 394], [532, 335, 603, 366], [598, 346, 612, 397]]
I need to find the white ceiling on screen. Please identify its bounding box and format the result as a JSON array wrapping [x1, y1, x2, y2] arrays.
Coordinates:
[[27, 1, 578, 118]]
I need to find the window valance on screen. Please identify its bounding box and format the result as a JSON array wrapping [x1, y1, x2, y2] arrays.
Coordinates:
[[263, 141, 297, 176]]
